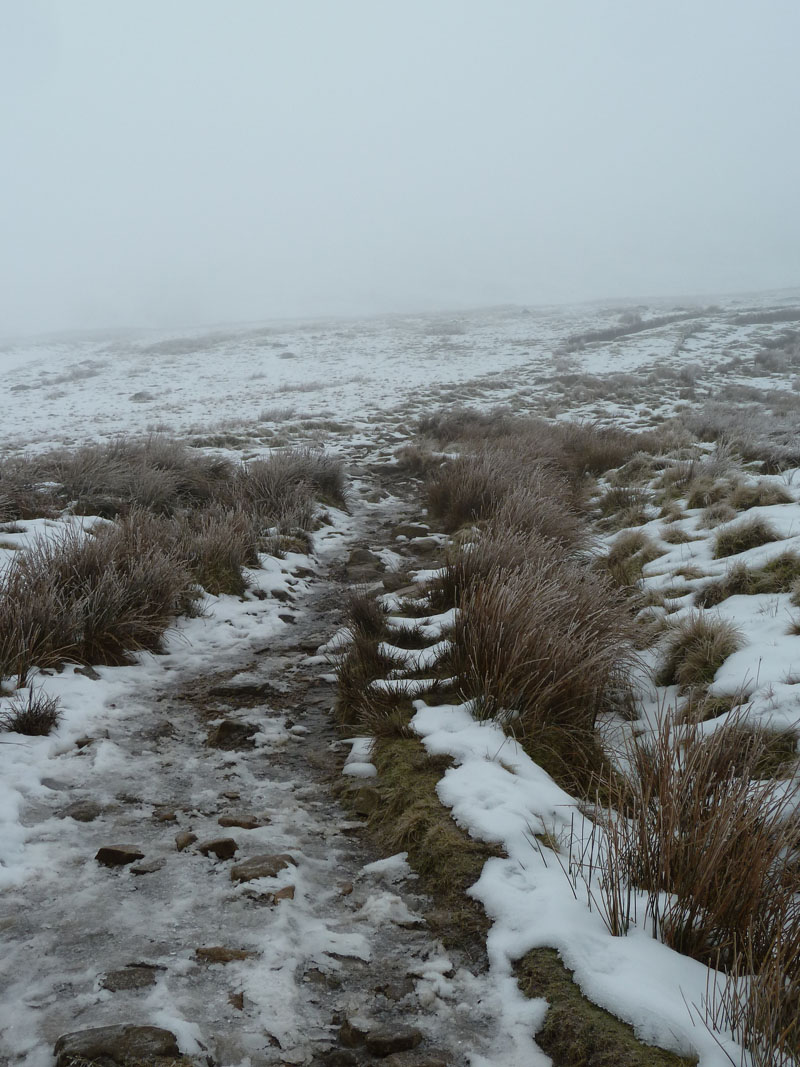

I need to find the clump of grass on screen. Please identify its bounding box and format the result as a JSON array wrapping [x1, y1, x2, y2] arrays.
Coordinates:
[[346, 586, 389, 639], [450, 559, 636, 795], [334, 635, 397, 727], [698, 552, 800, 608], [699, 501, 738, 528], [0, 688, 61, 736], [656, 613, 742, 690], [174, 506, 259, 596], [596, 712, 800, 969], [0, 519, 195, 682], [600, 530, 662, 588], [686, 476, 732, 510], [596, 486, 650, 529], [393, 442, 441, 475], [729, 480, 792, 511], [713, 517, 782, 558]]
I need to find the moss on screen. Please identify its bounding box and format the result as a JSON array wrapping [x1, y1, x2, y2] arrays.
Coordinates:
[[516, 948, 697, 1067], [367, 736, 498, 952]]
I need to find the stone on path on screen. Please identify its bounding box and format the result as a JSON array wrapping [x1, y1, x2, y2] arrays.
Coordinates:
[[383, 1054, 448, 1067], [197, 837, 238, 861], [175, 830, 197, 851], [365, 1026, 424, 1057], [206, 719, 258, 750], [218, 813, 267, 829], [95, 845, 144, 868], [391, 523, 430, 539], [230, 853, 295, 883], [54, 1024, 179, 1067], [99, 965, 161, 992], [61, 799, 103, 823], [195, 946, 254, 964]]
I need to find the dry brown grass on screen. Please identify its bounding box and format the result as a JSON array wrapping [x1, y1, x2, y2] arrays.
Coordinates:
[[600, 530, 662, 588], [656, 613, 742, 690], [713, 517, 782, 558], [595, 712, 800, 971], [0, 688, 62, 735], [0, 518, 195, 682], [450, 559, 637, 794]]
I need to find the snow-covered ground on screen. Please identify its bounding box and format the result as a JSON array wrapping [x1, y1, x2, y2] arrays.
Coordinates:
[[3, 289, 800, 1066]]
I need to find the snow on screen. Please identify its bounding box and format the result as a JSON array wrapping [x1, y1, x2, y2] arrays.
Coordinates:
[[5, 293, 800, 1064]]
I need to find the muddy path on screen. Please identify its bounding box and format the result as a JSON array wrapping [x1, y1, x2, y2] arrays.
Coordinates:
[[0, 458, 502, 1067]]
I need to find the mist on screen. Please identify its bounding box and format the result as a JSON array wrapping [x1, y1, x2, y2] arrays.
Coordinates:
[[1, 0, 799, 336]]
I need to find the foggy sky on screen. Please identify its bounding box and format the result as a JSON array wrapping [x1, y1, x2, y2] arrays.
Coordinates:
[[1, 0, 799, 335]]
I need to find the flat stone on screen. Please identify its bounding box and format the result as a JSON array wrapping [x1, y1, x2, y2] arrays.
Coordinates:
[[99, 965, 160, 992], [175, 830, 197, 851], [197, 837, 238, 861], [61, 799, 103, 823], [405, 536, 440, 556], [95, 845, 145, 868], [392, 523, 430, 539], [54, 1024, 179, 1067], [218, 813, 266, 830], [320, 1052, 358, 1067], [41, 778, 71, 791], [206, 719, 258, 750], [272, 884, 295, 902], [130, 858, 165, 875], [347, 547, 383, 566], [270, 587, 292, 602], [228, 991, 244, 1010], [195, 946, 254, 964], [222, 790, 241, 800], [74, 664, 101, 680], [365, 1027, 423, 1057], [152, 807, 177, 823], [339, 1018, 369, 1048], [382, 573, 413, 592], [150, 720, 176, 740], [230, 853, 296, 883]]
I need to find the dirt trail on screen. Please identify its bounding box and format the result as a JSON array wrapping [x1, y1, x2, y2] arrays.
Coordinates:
[[0, 459, 501, 1067]]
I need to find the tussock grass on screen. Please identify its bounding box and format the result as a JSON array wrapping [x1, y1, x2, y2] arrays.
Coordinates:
[[729, 480, 792, 511], [697, 552, 800, 608], [699, 501, 738, 528], [713, 517, 782, 558], [656, 613, 742, 690], [346, 586, 389, 639], [600, 530, 662, 588], [334, 635, 397, 726], [0, 688, 62, 736], [451, 561, 636, 795], [597, 713, 800, 970]]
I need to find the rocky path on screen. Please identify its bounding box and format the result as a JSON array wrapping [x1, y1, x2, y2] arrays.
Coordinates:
[[0, 458, 502, 1067]]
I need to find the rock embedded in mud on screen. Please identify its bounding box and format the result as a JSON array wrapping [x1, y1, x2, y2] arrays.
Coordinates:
[[218, 813, 267, 829], [175, 830, 197, 851], [61, 799, 103, 822], [95, 845, 145, 868], [230, 853, 296, 883], [152, 807, 177, 823], [347, 783, 381, 816], [206, 719, 258, 750], [195, 946, 254, 963], [54, 1024, 179, 1067], [338, 1017, 370, 1047], [197, 837, 238, 861], [391, 523, 430, 539], [99, 965, 161, 992], [365, 1027, 423, 1057], [347, 547, 384, 568]]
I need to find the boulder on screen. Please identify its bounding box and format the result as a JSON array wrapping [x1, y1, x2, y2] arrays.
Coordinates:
[[95, 845, 145, 868], [230, 853, 295, 883], [197, 837, 238, 861], [54, 1024, 179, 1067]]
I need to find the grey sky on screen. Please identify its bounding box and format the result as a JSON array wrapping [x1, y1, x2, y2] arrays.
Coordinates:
[[1, 1, 798, 334]]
